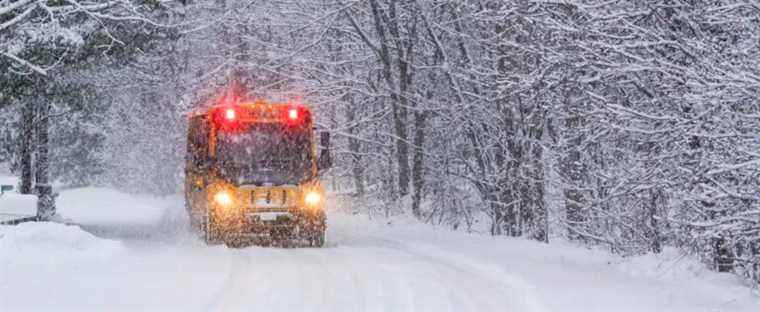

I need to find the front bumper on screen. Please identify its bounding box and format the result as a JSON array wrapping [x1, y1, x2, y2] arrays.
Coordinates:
[[216, 205, 324, 234]]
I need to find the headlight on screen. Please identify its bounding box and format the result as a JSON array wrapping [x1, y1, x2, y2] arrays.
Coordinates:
[[304, 191, 322, 206], [213, 191, 234, 207]]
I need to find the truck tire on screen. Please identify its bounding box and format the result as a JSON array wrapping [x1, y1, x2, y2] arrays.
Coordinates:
[[202, 209, 223, 245], [308, 211, 326, 247], [186, 201, 202, 232], [223, 235, 247, 248], [309, 228, 325, 247]]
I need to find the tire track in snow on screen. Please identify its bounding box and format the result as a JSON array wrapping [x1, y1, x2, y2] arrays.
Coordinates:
[[378, 237, 550, 312], [201, 230, 532, 311], [196, 212, 547, 312], [204, 248, 251, 311], [327, 219, 541, 311], [343, 227, 550, 312]]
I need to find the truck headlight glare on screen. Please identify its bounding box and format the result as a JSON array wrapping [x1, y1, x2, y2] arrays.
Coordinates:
[[214, 191, 234, 207], [305, 191, 322, 206]]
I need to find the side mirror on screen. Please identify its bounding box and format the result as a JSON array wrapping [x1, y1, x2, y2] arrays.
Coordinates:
[[318, 132, 332, 170], [1, 185, 13, 195]]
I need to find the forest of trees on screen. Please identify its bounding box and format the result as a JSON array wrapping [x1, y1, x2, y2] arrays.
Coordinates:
[[1, 1, 758, 285]]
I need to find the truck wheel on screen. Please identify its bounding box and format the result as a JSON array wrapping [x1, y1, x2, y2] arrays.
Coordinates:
[[202, 209, 223, 245], [270, 226, 294, 247], [306, 211, 326, 247], [310, 228, 325, 247], [186, 202, 202, 232], [224, 236, 246, 248]]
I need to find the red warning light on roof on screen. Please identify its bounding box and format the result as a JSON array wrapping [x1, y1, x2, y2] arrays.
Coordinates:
[[225, 108, 236, 120], [288, 108, 299, 120]]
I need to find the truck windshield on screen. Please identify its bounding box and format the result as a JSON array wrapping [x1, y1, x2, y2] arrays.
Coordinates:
[[216, 124, 312, 185]]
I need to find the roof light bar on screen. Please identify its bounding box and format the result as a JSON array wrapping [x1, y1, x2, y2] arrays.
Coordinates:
[[225, 108, 236, 120], [288, 108, 299, 120]]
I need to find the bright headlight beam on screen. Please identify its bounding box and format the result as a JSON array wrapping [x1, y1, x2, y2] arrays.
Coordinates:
[[214, 191, 233, 206], [305, 192, 321, 206]]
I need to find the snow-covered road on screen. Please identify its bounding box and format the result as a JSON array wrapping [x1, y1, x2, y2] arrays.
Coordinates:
[[203, 216, 540, 312], [1, 187, 758, 311]]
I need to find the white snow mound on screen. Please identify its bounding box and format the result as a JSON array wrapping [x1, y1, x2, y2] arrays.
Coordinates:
[[0, 222, 123, 260], [0, 193, 37, 219], [56, 187, 177, 226]]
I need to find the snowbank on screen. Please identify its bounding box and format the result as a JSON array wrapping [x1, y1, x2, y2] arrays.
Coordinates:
[[616, 247, 717, 280], [0, 175, 37, 222], [57, 187, 180, 226], [0, 175, 17, 186], [0, 222, 124, 261], [0, 193, 37, 220], [330, 213, 760, 312], [0, 222, 127, 310], [613, 247, 756, 307]]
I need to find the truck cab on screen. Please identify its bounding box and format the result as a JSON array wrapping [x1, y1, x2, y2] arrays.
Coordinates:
[[185, 99, 331, 247]]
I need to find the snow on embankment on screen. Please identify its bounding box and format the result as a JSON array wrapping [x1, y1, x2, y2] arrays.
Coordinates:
[[0, 222, 127, 310], [0, 193, 37, 222], [0, 175, 16, 186], [56, 187, 180, 226], [0, 222, 124, 262], [0, 175, 36, 222], [331, 213, 760, 312]]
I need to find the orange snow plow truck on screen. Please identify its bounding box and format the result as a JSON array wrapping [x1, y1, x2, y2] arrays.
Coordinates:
[[185, 99, 331, 247]]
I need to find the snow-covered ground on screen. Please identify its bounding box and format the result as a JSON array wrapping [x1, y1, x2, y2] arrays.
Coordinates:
[[0, 176, 36, 222], [1, 187, 758, 311], [0, 193, 36, 222]]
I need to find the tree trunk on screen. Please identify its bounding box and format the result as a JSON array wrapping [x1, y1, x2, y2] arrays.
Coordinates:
[[714, 236, 734, 272], [648, 190, 662, 254], [410, 111, 425, 218], [19, 101, 35, 194], [35, 100, 55, 219], [345, 100, 365, 197], [392, 103, 409, 197], [529, 144, 548, 242], [367, 0, 411, 198], [563, 112, 586, 240]]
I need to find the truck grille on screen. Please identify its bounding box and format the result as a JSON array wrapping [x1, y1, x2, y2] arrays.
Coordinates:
[[247, 187, 297, 209]]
